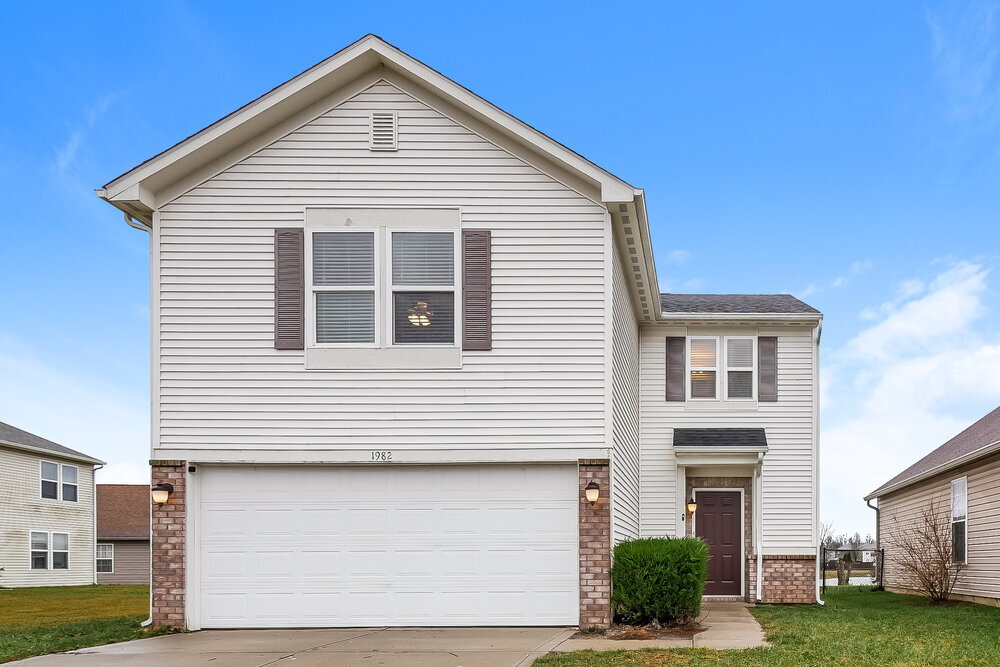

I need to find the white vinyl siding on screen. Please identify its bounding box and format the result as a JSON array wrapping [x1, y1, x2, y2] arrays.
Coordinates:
[[639, 326, 817, 553], [154, 80, 609, 453], [610, 243, 640, 543], [0, 447, 95, 586]]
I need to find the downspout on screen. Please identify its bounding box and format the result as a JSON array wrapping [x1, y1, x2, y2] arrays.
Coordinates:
[[754, 452, 763, 602], [124, 212, 152, 233], [866, 498, 879, 551], [92, 464, 103, 585]]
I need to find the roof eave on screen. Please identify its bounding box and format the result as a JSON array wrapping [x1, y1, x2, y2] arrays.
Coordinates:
[[0, 440, 105, 466], [865, 439, 1000, 501], [659, 312, 823, 322]]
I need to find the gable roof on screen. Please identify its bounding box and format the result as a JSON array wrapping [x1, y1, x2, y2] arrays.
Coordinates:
[[0, 420, 104, 465], [661, 294, 820, 315], [867, 406, 1000, 499], [97, 34, 641, 222], [97, 485, 150, 540]]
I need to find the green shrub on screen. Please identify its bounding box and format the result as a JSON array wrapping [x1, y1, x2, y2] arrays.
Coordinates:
[[610, 537, 708, 625]]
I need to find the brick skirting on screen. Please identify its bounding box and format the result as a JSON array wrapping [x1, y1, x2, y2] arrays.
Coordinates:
[[761, 554, 817, 603], [151, 460, 187, 628], [578, 459, 611, 628]]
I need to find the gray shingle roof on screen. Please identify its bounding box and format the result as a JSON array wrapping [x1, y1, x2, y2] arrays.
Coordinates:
[[674, 428, 768, 448], [868, 406, 1000, 498], [660, 294, 820, 315], [0, 421, 103, 464]]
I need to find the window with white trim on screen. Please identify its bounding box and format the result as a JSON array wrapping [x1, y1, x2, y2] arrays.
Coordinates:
[[951, 477, 968, 564], [40, 462, 77, 502], [97, 543, 114, 573], [30, 531, 69, 570], [308, 228, 458, 347], [725, 337, 755, 399], [688, 337, 719, 399]]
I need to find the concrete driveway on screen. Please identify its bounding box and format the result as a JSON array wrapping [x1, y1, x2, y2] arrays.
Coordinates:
[[11, 627, 576, 667]]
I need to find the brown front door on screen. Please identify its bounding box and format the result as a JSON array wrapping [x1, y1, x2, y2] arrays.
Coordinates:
[[695, 491, 742, 596]]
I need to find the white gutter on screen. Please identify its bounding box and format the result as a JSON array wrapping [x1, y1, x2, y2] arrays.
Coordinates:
[[865, 439, 1000, 501], [0, 440, 105, 466], [124, 213, 152, 233]]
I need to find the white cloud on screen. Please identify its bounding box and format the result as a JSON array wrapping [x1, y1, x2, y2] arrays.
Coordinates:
[[665, 250, 692, 265], [821, 260, 1000, 534], [799, 258, 873, 297], [0, 333, 148, 484], [52, 93, 115, 176]]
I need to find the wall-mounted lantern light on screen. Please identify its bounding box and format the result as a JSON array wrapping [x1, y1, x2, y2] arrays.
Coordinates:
[[584, 482, 600, 504], [151, 483, 174, 505], [686, 497, 698, 514]]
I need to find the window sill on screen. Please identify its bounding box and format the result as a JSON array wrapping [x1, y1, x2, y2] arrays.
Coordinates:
[[306, 346, 462, 370], [680, 400, 759, 411]]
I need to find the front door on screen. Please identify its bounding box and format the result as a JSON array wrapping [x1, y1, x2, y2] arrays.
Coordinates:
[[695, 491, 742, 596]]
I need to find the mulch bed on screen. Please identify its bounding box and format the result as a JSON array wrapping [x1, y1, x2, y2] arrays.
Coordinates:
[[571, 622, 705, 640]]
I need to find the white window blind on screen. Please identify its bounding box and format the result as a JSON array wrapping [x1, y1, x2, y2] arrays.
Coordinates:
[[97, 543, 113, 573], [726, 337, 755, 399], [313, 232, 375, 286], [316, 292, 376, 344], [312, 232, 376, 345], [689, 337, 718, 399], [391, 232, 454, 285]]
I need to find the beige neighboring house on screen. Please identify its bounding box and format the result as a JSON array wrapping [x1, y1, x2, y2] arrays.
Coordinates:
[[97, 485, 150, 585], [0, 421, 104, 587], [866, 406, 1000, 606]]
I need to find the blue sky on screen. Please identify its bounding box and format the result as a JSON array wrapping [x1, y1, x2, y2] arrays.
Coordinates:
[[1, 1, 998, 534]]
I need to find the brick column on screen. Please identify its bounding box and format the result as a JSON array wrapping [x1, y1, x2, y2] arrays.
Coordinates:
[[151, 460, 187, 628], [761, 555, 817, 603], [579, 459, 611, 629]]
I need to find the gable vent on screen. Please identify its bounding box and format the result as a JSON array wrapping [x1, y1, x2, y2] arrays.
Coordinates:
[[370, 111, 398, 151]]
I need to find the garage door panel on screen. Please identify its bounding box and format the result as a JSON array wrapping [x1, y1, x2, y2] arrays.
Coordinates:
[[197, 464, 578, 627]]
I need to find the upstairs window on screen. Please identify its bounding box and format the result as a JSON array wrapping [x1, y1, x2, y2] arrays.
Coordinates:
[[40, 462, 77, 502], [725, 337, 756, 399], [307, 228, 458, 348], [688, 338, 719, 399], [952, 477, 968, 564]]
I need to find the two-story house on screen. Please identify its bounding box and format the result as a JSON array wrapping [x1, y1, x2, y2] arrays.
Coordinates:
[[0, 421, 104, 587], [97, 35, 821, 630]]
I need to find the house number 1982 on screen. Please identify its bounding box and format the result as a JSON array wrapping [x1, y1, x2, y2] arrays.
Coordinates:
[[370, 451, 392, 461]]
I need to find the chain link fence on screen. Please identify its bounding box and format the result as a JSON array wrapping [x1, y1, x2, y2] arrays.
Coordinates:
[[821, 547, 884, 594]]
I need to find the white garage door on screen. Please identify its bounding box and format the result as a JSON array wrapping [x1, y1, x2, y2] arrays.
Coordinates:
[[195, 464, 578, 628]]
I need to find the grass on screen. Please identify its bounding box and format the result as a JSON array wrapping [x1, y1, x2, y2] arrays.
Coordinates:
[[0, 585, 173, 664], [534, 587, 1000, 666]]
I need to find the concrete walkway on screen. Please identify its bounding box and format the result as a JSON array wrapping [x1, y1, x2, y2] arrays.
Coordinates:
[[552, 602, 769, 652], [9, 627, 577, 667]]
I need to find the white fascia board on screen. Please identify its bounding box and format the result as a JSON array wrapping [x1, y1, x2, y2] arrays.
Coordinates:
[[864, 439, 1000, 501], [1, 441, 105, 466], [674, 449, 765, 466], [153, 447, 611, 465], [659, 312, 824, 324], [99, 35, 635, 209]]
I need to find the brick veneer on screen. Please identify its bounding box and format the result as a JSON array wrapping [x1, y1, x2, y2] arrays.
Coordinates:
[[579, 459, 611, 629], [761, 555, 817, 603], [686, 476, 753, 602], [151, 460, 186, 628]]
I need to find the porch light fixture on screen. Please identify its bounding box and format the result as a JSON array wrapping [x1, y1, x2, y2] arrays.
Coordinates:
[[407, 301, 433, 327], [686, 497, 698, 514], [151, 483, 174, 505], [584, 482, 600, 504]]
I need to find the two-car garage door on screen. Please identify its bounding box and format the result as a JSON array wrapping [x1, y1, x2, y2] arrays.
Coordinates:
[[196, 464, 578, 627]]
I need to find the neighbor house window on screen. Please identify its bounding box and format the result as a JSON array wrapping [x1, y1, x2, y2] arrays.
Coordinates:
[[725, 337, 755, 399], [308, 228, 457, 347], [97, 543, 114, 573], [40, 462, 77, 502], [688, 337, 719, 399], [951, 477, 968, 564], [30, 531, 69, 570]]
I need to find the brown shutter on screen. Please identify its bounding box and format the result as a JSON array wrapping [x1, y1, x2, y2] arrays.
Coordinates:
[[758, 336, 778, 401], [274, 228, 305, 350], [665, 337, 685, 401], [462, 229, 492, 350]]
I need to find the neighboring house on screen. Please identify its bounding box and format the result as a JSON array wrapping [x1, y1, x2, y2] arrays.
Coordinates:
[[96, 35, 821, 630], [0, 421, 104, 587], [96, 485, 150, 585], [866, 406, 1000, 606]]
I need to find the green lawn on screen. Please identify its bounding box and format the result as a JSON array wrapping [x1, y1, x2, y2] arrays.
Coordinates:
[[0, 585, 173, 664], [535, 587, 1000, 666]]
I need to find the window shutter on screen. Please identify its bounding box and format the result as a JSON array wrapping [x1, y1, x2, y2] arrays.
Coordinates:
[[462, 230, 492, 350], [758, 336, 778, 401], [274, 228, 305, 350], [665, 337, 685, 401]]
